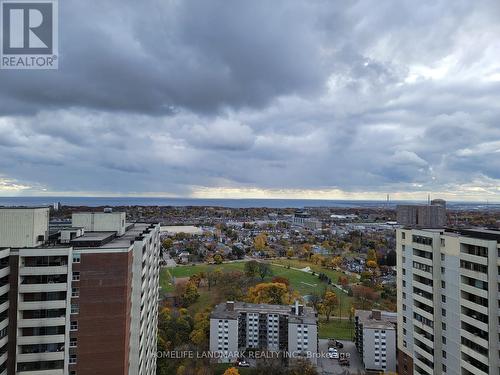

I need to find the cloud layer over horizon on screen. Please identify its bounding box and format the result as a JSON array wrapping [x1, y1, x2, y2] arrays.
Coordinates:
[[1, 0, 499, 200]]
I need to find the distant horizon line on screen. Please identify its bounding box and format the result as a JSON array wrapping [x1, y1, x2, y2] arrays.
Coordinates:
[[0, 195, 499, 204]]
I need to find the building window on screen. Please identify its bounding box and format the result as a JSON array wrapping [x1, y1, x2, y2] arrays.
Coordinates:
[[70, 321, 78, 331], [441, 281, 445, 288], [71, 303, 79, 314], [69, 355, 77, 364], [442, 295, 446, 303], [402, 232, 406, 240], [73, 253, 81, 263], [70, 338, 77, 347], [72, 272, 80, 281], [72, 287, 79, 298]]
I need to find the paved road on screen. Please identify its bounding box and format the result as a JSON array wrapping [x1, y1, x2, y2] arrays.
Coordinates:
[[317, 339, 364, 375]]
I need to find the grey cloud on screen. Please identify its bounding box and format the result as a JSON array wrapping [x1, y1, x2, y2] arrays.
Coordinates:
[[0, 0, 499, 197]]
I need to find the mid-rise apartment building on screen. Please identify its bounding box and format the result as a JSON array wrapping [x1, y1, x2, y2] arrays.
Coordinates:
[[0, 207, 160, 375], [354, 309, 397, 373], [210, 301, 318, 363], [397, 227, 500, 375]]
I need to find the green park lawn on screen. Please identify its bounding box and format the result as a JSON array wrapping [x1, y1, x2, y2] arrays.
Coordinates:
[[317, 318, 355, 340], [160, 261, 355, 316], [269, 258, 358, 284]]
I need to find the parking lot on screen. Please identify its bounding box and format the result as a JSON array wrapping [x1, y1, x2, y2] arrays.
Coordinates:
[[317, 339, 364, 374]]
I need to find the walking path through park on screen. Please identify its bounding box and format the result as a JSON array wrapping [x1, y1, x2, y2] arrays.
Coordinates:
[[270, 262, 350, 295]]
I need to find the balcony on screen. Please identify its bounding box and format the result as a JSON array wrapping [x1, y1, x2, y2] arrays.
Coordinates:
[[0, 285, 9, 297], [18, 300, 66, 311], [0, 301, 8, 315], [19, 266, 68, 276], [19, 283, 67, 293], [18, 317, 66, 328], [460, 284, 488, 300], [17, 334, 65, 346], [460, 358, 488, 375], [460, 328, 488, 349], [460, 314, 488, 333], [0, 268, 9, 280], [460, 297, 488, 315], [17, 351, 64, 363]]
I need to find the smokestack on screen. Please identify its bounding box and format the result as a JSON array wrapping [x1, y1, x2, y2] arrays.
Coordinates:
[[294, 300, 299, 315]]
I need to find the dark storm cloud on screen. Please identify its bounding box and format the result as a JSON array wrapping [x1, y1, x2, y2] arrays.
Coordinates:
[[0, 0, 499, 198], [0, 0, 326, 116]]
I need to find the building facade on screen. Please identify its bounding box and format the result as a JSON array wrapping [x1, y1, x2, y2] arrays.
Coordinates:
[[396, 200, 446, 228], [354, 309, 397, 373], [396, 227, 500, 375], [0, 207, 160, 375], [210, 301, 318, 363]]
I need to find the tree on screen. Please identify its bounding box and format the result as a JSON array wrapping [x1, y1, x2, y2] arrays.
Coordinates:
[[288, 358, 318, 375], [245, 260, 259, 278], [320, 290, 338, 322], [352, 285, 378, 309], [309, 291, 322, 312], [162, 238, 174, 250], [254, 233, 268, 252], [247, 282, 297, 305], [181, 280, 200, 306], [223, 368, 240, 375], [214, 253, 223, 264], [366, 260, 377, 269], [258, 262, 272, 280], [272, 276, 290, 286], [367, 249, 377, 262], [190, 311, 210, 347]]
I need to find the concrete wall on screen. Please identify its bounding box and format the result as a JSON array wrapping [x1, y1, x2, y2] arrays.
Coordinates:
[[0, 208, 49, 248], [72, 212, 126, 235]]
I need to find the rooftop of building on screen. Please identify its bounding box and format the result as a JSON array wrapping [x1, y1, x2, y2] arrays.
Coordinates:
[[211, 301, 317, 325], [355, 309, 397, 330], [0, 206, 49, 210], [69, 222, 156, 249], [406, 227, 500, 242]]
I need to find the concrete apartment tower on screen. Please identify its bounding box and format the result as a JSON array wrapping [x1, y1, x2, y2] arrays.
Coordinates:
[[0, 207, 160, 375], [396, 227, 500, 375], [396, 200, 447, 228]]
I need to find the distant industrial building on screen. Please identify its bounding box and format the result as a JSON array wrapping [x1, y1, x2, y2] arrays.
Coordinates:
[[396, 199, 446, 228], [292, 211, 321, 230], [0, 207, 160, 375], [210, 301, 318, 363], [354, 309, 397, 373]]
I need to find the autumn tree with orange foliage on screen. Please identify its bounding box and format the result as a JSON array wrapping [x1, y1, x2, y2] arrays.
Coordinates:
[[247, 282, 299, 305]]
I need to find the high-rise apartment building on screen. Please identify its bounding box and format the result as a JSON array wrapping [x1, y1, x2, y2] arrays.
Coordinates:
[[0, 207, 160, 375], [210, 301, 318, 363], [396, 200, 446, 228], [396, 227, 500, 375]]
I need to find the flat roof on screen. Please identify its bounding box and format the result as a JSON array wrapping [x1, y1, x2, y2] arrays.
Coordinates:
[[70, 223, 156, 249], [211, 301, 317, 325], [355, 309, 397, 330]]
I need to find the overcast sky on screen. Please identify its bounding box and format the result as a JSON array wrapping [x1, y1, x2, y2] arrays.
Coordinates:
[[1, 0, 499, 200]]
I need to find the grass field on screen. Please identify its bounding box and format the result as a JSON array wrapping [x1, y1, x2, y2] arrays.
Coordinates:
[[161, 261, 355, 316], [269, 259, 358, 284], [318, 318, 355, 340], [164, 261, 328, 296]]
